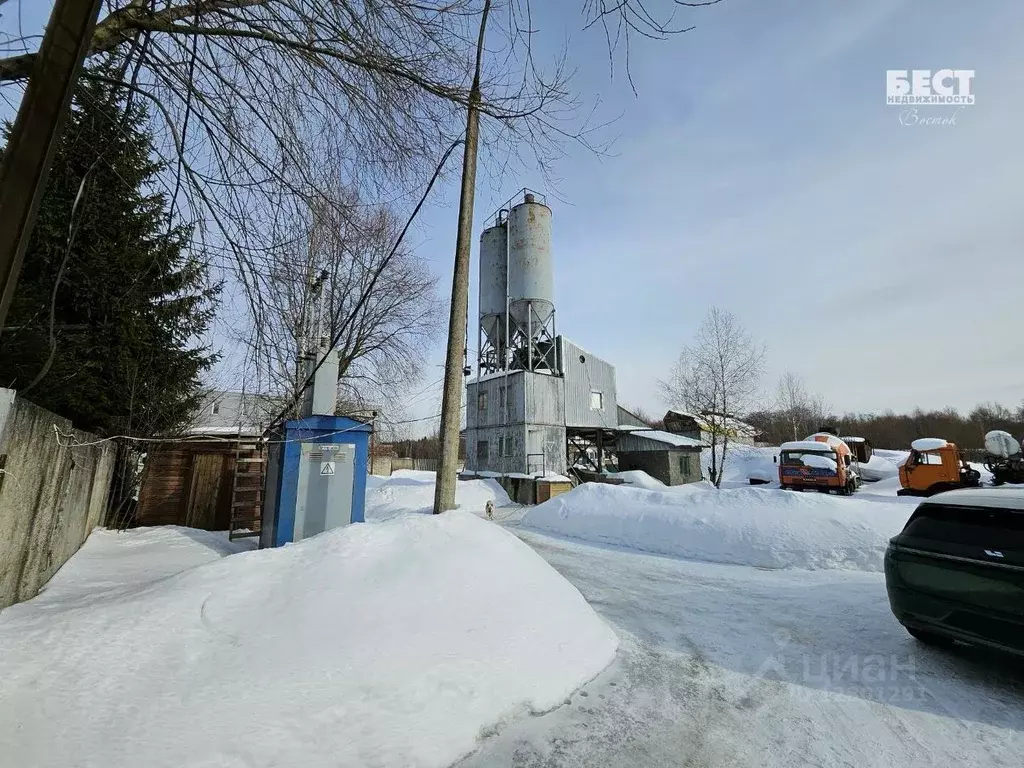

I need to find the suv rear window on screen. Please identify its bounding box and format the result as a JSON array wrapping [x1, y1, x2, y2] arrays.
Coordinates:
[[902, 503, 1024, 548]]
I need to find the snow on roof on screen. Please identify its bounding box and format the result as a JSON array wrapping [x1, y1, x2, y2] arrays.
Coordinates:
[[620, 428, 706, 448], [665, 409, 758, 437], [841, 436, 866, 443], [911, 437, 948, 452], [780, 440, 835, 452], [805, 433, 847, 449], [186, 425, 263, 436]]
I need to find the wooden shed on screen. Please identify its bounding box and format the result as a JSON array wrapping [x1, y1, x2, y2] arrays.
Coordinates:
[[135, 436, 264, 535]]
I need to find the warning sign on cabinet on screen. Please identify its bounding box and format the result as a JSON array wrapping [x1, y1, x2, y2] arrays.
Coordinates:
[[320, 462, 335, 476]]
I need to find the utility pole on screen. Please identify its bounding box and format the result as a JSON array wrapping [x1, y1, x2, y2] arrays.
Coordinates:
[[433, 0, 491, 514], [0, 0, 104, 331]]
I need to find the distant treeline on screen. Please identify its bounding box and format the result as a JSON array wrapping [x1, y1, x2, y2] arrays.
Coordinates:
[[746, 402, 1024, 451]]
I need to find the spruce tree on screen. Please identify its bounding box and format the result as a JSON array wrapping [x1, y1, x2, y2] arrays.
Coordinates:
[[0, 72, 219, 436]]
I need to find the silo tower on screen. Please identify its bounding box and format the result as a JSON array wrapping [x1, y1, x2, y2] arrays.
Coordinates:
[[506, 191, 558, 373], [476, 217, 508, 374]]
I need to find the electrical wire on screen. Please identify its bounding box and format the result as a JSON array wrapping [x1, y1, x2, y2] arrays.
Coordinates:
[[53, 404, 465, 449]]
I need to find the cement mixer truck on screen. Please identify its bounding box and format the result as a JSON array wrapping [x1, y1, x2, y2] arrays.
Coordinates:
[[777, 433, 860, 494], [984, 430, 1024, 485]]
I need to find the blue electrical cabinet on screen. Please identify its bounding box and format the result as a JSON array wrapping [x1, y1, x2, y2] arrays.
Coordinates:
[[261, 415, 372, 548]]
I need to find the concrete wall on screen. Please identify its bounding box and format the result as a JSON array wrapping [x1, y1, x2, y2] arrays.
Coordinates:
[[0, 390, 116, 608]]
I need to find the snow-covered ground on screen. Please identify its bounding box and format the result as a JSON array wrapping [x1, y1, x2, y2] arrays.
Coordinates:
[[463, 530, 1024, 767], [365, 468, 512, 520], [523, 482, 915, 572], [0, 514, 615, 768], [5, 470, 1023, 768]]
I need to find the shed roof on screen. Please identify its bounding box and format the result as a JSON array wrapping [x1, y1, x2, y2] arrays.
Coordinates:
[[665, 409, 758, 437], [617, 426, 706, 448]]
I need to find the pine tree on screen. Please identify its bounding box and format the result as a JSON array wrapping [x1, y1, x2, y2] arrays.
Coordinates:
[[0, 71, 219, 436]]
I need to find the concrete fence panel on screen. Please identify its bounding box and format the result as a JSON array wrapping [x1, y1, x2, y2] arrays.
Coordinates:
[[0, 389, 116, 608]]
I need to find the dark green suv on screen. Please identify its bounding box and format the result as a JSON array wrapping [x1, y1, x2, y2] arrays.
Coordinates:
[[885, 488, 1024, 656]]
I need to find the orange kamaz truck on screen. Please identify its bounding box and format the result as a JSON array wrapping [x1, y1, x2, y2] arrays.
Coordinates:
[[777, 433, 860, 495]]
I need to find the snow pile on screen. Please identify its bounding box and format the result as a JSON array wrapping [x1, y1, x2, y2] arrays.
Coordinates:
[[606, 470, 715, 493], [800, 453, 837, 471], [366, 469, 511, 520], [522, 483, 910, 572], [857, 453, 901, 482], [911, 437, 948, 451], [0, 513, 616, 768], [606, 469, 667, 490], [701, 444, 779, 486]]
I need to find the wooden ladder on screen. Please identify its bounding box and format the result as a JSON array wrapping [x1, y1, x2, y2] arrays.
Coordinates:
[[229, 439, 265, 541]]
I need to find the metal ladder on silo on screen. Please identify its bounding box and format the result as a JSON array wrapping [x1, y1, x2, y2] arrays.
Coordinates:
[[228, 439, 265, 540]]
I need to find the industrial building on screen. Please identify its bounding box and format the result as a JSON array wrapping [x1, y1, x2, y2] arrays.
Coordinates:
[[464, 190, 704, 486]]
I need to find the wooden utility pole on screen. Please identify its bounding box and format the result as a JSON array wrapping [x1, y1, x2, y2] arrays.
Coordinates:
[[434, 0, 491, 514], [0, 0, 103, 331]]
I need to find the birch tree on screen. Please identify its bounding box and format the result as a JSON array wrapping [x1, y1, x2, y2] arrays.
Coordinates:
[[775, 371, 831, 441], [662, 307, 765, 488]]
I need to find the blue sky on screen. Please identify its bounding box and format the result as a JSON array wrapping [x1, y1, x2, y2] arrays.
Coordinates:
[[430, 0, 1024, 423], [4, 1, 1023, 428]]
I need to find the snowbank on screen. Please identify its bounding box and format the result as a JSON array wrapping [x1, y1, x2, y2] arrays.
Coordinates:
[[702, 444, 779, 486], [857, 453, 901, 482], [0, 513, 616, 768], [606, 469, 666, 490], [522, 483, 911, 572], [366, 469, 511, 520]]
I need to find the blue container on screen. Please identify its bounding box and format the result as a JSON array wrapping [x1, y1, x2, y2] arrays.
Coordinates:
[[261, 415, 372, 548]]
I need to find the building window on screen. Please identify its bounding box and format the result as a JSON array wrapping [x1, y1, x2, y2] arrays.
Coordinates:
[[212, 402, 220, 415], [590, 391, 603, 410], [499, 435, 514, 457], [477, 440, 489, 464], [679, 454, 692, 476], [499, 386, 506, 409], [478, 391, 488, 412]]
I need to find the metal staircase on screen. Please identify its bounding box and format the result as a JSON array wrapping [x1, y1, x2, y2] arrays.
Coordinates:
[[228, 439, 265, 540]]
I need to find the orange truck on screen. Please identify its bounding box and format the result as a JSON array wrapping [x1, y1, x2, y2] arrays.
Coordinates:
[[777, 433, 860, 495], [897, 437, 981, 496]]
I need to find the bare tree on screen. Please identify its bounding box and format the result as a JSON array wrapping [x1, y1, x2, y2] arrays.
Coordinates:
[[661, 307, 765, 488], [245, 176, 441, 431], [775, 371, 831, 441], [1, 0, 722, 427]]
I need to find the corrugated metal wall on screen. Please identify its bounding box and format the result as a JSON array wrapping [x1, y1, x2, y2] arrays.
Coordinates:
[[524, 372, 564, 426], [464, 424, 528, 474], [525, 425, 567, 474], [466, 373, 525, 430], [560, 337, 617, 429], [465, 370, 566, 474]]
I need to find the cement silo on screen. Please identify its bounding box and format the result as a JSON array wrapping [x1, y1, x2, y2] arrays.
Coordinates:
[[478, 220, 508, 365], [507, 193, 554, 329]]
